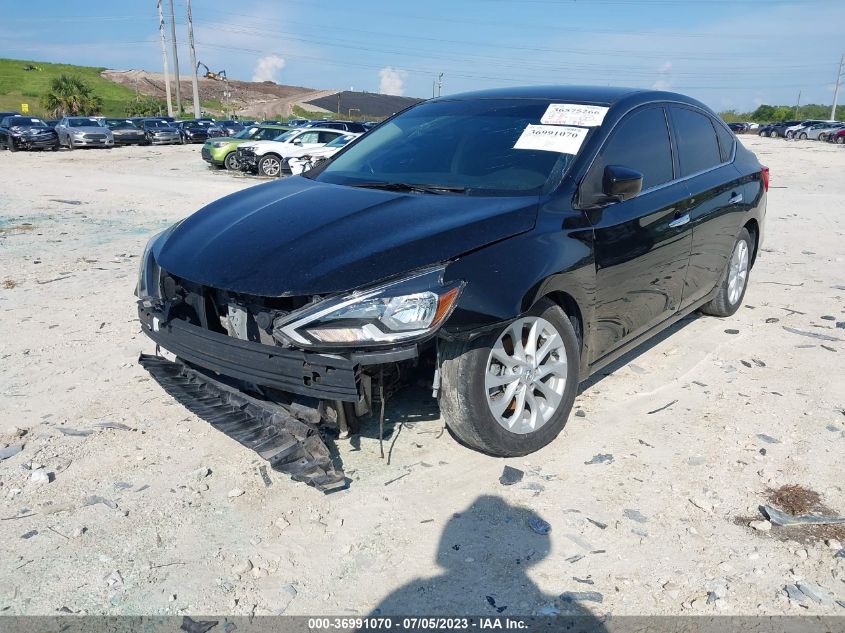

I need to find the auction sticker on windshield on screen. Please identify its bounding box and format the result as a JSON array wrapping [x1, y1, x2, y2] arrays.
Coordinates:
[[513, 124, 588, 154], [541, 103, 609, 127]]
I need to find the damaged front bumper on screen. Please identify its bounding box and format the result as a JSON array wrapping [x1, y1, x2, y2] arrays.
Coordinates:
[[139, 303, 362, 401], [139, 354, 347, 492]]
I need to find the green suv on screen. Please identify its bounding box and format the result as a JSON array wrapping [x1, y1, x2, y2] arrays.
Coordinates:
[[202, 124, 290, 170]]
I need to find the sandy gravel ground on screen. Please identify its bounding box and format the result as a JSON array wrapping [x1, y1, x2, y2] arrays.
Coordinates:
[[0, 137, 844, 617]]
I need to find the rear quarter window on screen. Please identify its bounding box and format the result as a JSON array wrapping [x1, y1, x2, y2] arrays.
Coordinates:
[[671, 106, 723, 176]]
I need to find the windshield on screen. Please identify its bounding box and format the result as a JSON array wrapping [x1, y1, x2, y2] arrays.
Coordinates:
[[234, 127, 259, 139], [312, 98, 581, 196], [105, 119, 137, 128], [146, 120, 170, 128], [326, 134, 356, 148], [68, 118, 102, 127], [7, 117, 47, 127]]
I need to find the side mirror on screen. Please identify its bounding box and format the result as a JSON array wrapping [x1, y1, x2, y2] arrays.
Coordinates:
[[603, 165, 643, 202], [292, 138, 302, 145]]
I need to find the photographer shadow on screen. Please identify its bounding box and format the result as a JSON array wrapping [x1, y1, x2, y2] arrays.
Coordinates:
[[365, 495, 607, 632]]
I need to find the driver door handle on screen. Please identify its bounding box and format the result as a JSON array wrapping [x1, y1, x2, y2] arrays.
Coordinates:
[[669, 214, 690, 229], [728, 192, 743, 205]]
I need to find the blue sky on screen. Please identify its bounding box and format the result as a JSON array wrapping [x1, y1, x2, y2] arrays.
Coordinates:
[[2, 0, 844, 112]]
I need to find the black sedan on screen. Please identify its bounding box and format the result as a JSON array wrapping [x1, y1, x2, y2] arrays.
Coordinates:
[[135, 86, 766, 469], [176, 120, 225, 144], [104, 118, 146, 145], [0, 115, 59, 151]]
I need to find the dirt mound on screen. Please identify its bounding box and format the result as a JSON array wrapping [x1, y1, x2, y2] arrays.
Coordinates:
[[102, 69, 331, 117]]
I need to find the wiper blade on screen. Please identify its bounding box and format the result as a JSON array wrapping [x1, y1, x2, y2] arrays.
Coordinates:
[[350, 181, 467, 194]]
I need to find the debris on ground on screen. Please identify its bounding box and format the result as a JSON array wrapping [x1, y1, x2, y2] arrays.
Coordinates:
[[624, 509, 648, 523], [528, 517, 551, 535], [761, 505, 845, 527], [0, 444, 24, 460], [499, 465, 524, 486], [180, 616, 219, 633], [766, 484, 821, 515], [584, 453, 613, 465], [560, 591, 603, 604], [757, 434, 780, 444]]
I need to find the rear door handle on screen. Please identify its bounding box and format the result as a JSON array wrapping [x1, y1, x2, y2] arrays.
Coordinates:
[[728, 192, 743, 205], [669, 214, 690, 228]]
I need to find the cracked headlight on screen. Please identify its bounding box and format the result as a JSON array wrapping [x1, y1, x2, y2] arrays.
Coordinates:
[[135, 230, 164, 300], [274, 266, 463, 349]]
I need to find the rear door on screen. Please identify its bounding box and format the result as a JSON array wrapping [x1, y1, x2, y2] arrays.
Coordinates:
[[585, 105, 694, 361], [669, 105, 748, 309]]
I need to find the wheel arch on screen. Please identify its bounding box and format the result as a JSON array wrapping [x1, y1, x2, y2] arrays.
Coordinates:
[[743, 218, 760, 267]]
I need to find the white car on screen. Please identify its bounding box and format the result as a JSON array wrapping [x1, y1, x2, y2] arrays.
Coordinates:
[[285, 132, 361, 175], [236, 128, 347, 177]]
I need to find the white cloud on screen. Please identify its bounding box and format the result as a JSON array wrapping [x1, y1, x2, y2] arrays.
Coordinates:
[[658, 61, 673, 74], [252, 55, 285, 83], [378, 66, 407, 96], [651, 79, 671, 91]]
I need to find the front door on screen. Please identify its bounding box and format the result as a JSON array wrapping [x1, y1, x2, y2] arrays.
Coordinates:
[[581, 105, 694, 362]]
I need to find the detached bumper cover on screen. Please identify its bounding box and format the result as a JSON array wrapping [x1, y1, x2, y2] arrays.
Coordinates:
[[139, 305, 361, 402], [139, 354, 346, 492]]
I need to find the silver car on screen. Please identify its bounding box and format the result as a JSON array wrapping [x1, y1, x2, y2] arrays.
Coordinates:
[[56, 117, 114, 149], [806, 122, 845, 141]]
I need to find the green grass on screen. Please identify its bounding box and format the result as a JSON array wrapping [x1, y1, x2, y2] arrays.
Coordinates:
[[0, 57, 140, 117]]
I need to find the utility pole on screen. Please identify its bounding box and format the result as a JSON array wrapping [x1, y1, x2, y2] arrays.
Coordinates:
[[794, 90, 801, 118], [832, 54, 844, 121], [185, 0, 201, 118], [167, 0, 182, 114], [432, 79, 436, 98], [437, 72, 443, 97], [156, 0, 174, 117]]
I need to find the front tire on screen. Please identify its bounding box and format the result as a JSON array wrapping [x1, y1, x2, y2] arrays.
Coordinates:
[[8, 137, 17, 152], [700, 228, 753, 318], [224, 152, 240, 171], [439, 299, 580, 457], [799, 133, 808, 140], [258, 154, 283, 177]]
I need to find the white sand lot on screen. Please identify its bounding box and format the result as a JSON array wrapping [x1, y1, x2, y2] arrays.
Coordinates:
[[0, 138, 843, 616]]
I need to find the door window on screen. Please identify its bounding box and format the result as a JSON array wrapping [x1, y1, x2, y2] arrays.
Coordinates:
[[295, 131, 320, 144], [586, 106, 674, 195], [318, 131, 342, 144], [671, 106, 723, 176]]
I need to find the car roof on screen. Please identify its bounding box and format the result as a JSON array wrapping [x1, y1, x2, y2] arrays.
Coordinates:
[[433, 85, 646, 105], [293, 127, 347, 133]]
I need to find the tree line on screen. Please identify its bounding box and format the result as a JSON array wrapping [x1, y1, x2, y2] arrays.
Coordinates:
[[41, 73, 167, 118], [720, 103, 844, 123]]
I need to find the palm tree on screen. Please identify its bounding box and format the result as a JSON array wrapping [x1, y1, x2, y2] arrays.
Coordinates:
[[41, 74, 103, 117]]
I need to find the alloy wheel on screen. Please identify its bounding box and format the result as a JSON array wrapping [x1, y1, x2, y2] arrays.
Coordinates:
[[484, 316, 568, 435], [727, 239, 749, 305], [260, 156, 281, 177]]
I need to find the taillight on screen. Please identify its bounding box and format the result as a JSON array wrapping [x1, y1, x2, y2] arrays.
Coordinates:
[[761, 165, 770, 192]]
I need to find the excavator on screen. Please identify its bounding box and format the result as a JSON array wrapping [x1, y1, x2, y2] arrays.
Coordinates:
[[196, 62, 227, 81]]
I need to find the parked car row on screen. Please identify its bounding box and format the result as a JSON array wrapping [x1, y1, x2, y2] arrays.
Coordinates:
[[201, 122, 365, 177], [0, 112, 378, 153], [0, 112, 256, 151], [757, 119, 845, 142]]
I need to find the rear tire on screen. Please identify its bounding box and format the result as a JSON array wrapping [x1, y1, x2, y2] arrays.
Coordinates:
[[8, 137, 17, 152], [438, 299, 580, 457], [837, 136, 845, 145], [700, 228, 753, 318]]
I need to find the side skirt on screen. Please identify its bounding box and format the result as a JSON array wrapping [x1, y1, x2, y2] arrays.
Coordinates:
[[582, 287, 720, 381]]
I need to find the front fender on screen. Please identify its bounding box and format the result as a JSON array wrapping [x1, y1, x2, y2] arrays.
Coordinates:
[[441, 205, 596, 376]]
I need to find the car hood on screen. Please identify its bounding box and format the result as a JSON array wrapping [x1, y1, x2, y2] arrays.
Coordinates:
[[241, 140, 298, 155], [154, 177, 539, 296], [69, 126, 110, 134], [10, 126, 54, 135]]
